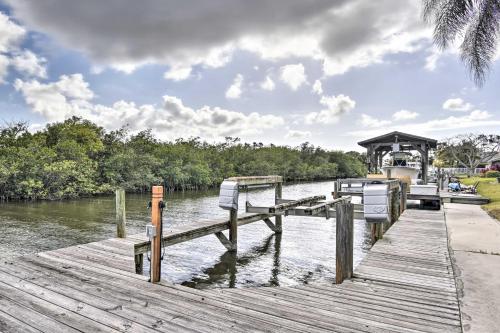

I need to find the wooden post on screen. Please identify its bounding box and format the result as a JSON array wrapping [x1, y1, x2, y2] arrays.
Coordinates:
[[390, 188, 399, 224], [333, 180, 339, 199], [378, 223, 384, 239], [336, 201, 354, 284], [134, 254, 143, 274], [229, 208, 238, 252], [400, 182, 408, 214], [150, 186, 163, 283], [115, 189, 126, 238], [275, 181, 283, 233], [370, 224, 376, 245], [371, 223, 383, 245]]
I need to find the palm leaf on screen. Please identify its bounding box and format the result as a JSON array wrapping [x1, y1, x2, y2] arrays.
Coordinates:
[[461, 0, 500, 85]]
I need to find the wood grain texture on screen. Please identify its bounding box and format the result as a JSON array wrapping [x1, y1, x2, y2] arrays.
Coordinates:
[[335, 202, 354, 284], [115, 189, 126, 238], [0, 207, 462, 332]]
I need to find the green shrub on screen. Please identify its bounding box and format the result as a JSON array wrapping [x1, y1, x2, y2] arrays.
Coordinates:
[[485, 170, 500, 178]]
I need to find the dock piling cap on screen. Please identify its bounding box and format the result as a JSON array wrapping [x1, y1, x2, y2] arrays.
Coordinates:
[[152, 186, 163, 198]]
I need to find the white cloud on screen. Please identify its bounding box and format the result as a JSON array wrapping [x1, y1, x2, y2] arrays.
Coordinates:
[[312, 80, 323, 95], [467, 109, 491, 120], [442, 98, 473, 112], [285, 129, 311, 139], [55, 74, 94, 100], [163, 65, 192, 81], [0, 55, 9, 83], [321, 1, 431, 76], [6, 1, 432, 77], [15, 73, 284, 140], [280, 63, 307, 91], [305, 94, 355, 124], [424, 47, 443, 71], [14, 74, 94, 121], [225, 74, 244, 99], [11, 50, 47, 78], [0, 12, 27, 82], [424, 41, 460, 71], [393, 109, 419, 121], [360, 114, 391, 128], [260, 75, 275, 91], [110, 62, 143, 74], [349, 110, 499, 137], [0, 12, 25, 53]]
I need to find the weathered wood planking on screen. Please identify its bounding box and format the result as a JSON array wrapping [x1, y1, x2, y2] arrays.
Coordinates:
[[0, 208, 462, 332], [335, 202, 354, 284]]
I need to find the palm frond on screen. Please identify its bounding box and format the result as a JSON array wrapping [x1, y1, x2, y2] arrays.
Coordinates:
[[433, 0, 475, 49], [422, 0, 445, 21], [461, 0, 500, 85]]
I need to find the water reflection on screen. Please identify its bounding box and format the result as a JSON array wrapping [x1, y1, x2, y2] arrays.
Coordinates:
[[181, 233, 281, 289]]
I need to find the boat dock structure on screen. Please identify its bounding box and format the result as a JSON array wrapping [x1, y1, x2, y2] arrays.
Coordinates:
[[0, 175, 485, 333]]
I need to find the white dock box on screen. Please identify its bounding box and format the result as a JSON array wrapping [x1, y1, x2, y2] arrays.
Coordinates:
[[410, 185, 438, 196], [219, 181, 239, 210], [363, 183, 390, 223]]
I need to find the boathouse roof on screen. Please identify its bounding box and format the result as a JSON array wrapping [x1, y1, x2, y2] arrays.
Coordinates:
[[357, 131, 438, 149]]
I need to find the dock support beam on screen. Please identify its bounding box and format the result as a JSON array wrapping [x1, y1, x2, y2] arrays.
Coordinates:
[[115, 188, 126, 238], [274, 182, 283, 233], [228, 208, 238, 252], [336, 201, 354, 284], [150, 186, 163, 283]]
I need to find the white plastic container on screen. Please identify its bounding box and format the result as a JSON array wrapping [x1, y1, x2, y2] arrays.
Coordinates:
[[410, 185, 438, 196], [219, 181, 239, 210], [363, 183, 390, 223]]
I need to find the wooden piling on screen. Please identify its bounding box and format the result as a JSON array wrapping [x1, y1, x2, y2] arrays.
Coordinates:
[[370, 223, 383, 245], [390, 188, 399, 224], [150, 186, 163, 283], [370, 224, 376, 244], [400, 182, 408, 214], [134, 254, 143, 274], [335, 201, 354, 284], [333, 181, 339, 199], [229, 208, 238, 252], [274, 182, 283, 233], [115, 189, 126, 238]]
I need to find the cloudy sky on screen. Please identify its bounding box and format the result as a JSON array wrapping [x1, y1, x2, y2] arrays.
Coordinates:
[[0, 0, 499, 151]]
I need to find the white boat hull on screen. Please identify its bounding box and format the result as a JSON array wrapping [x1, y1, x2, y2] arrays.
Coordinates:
[[381, 166, 419, 179]]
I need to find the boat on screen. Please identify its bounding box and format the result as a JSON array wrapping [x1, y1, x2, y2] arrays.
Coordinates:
[[381, 152, 420, 180]]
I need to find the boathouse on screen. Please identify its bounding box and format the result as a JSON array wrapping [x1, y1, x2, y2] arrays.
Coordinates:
[[358, 131, 438, 184]]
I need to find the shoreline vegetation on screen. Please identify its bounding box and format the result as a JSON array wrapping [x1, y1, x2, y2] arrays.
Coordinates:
[[460, 177, 500, 221], [0, 117, 367, 201]]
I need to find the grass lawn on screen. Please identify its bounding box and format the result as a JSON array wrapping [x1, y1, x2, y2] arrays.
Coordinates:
[[460, 177, 500, 221]]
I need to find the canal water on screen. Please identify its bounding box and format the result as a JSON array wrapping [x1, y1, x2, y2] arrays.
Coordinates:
[[0, 180, 372, 289]]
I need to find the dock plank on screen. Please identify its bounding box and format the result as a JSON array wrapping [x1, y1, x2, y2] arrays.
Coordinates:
[[0, 208, 463, 332]]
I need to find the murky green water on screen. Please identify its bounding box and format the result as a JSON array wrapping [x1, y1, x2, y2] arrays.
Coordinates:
[[0, 181, 372, 288]]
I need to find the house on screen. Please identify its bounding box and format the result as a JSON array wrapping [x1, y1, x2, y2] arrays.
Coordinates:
[[480, 152, 500, 169]]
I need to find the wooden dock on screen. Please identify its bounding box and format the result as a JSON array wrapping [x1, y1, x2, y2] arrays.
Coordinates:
[[0, 208, 462, 332]]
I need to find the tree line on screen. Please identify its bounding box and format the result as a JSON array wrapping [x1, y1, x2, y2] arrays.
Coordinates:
[[0, 117, 367, 200]]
